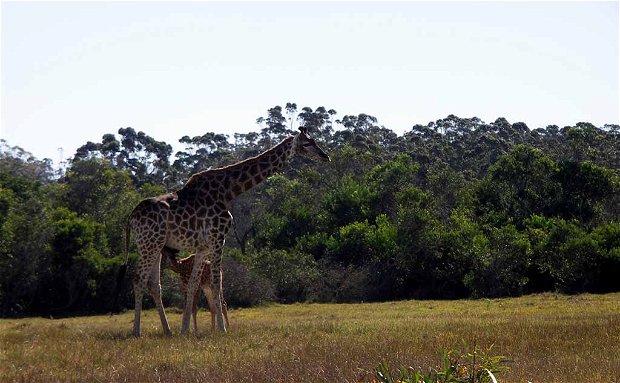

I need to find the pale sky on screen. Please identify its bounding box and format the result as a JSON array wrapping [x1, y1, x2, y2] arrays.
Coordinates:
[[1, 1, 618, 164]]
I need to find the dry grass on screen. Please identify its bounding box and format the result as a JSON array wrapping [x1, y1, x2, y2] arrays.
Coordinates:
[[1, 293, 619, 382]]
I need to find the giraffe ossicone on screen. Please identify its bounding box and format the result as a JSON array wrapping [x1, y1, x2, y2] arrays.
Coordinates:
[[121, 128, 329, 336]]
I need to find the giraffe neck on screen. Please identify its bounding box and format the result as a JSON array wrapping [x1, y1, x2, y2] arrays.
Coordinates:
[[177, 136, 297, 204], [227, 136, 296, 198]]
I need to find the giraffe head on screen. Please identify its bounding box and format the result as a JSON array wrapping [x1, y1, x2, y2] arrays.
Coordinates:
[[294, 127, 330, 161]]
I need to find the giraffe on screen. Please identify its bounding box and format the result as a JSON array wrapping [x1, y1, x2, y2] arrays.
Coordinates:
[[122, 127, 329, 336], [161, 247, 230, 333]]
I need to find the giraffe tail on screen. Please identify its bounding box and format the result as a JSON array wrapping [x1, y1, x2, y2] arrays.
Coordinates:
[[111, 219, 131, 314], [162, 247, 180, 271]]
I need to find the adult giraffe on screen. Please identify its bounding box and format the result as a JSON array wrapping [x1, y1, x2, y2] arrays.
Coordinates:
[[121, 127, 329, 336]]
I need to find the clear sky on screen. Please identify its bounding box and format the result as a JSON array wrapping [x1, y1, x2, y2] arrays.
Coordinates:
[[1, 1, 618, 164]]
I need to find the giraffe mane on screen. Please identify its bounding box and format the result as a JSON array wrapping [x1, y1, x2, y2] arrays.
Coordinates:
[[181, 135, 295, 189]]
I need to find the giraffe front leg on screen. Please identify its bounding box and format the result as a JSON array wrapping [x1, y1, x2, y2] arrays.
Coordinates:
[[202, 284, 217, 331], [210, 259, 227, 333], [181, 252, 206, 336], [223, 296, 230, 328], [206, 214, 230, 334], [192, 288, 200, 335]]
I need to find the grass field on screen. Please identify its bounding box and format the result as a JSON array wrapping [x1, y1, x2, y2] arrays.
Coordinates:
[[1, 293, 619, 382]]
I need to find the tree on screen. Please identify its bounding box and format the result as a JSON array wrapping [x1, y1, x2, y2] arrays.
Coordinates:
[[0, 146, 53, 316], [553, 161, 617, 225], [256, 105, 293, 146], [173, 132, 234, 181], [3, 109, 620, 315], [39, 208, 112, 313], [297, 106, 337, 143], [0, 140, 54, 182], [61, 158, 145, 257], [285, 102, 298, 131], [74, 128, 173, 186], [464, 224, 531, 297], [476, 145, 560, 228]]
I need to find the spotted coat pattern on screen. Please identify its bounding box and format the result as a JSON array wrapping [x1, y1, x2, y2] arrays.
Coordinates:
[[125, 129, 329, 336]]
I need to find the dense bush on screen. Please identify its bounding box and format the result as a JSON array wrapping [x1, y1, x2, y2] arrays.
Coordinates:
[[1, 107, 619, 316]]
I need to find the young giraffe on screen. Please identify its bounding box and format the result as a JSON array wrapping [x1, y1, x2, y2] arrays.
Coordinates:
[[161, 247, 230, 333], [122, 127, 329, 336]]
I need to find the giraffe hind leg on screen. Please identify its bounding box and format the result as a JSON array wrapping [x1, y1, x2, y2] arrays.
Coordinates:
[[132, 244, 169, 337], [129, 200, 169, 337], [148, 258, 172, 337], [132, 258, 155, 337], [181, 252, 207, 336], [132, 274, 146, 337]]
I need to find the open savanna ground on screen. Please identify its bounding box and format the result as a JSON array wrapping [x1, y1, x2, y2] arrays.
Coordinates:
[[1, 293, 619, 383]]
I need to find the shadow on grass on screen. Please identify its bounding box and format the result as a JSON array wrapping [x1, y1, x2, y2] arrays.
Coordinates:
[[91, 330, 138, 340], [91, 328, 226, 341]]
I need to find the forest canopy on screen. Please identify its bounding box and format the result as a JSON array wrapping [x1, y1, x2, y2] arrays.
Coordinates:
[[1, 104, 619, 317]]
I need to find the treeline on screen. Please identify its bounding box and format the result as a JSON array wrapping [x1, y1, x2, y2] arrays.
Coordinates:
[[1, 104, 619, 316]]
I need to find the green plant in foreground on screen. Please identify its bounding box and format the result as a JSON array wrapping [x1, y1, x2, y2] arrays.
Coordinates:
[[374, 344, 509, 383]]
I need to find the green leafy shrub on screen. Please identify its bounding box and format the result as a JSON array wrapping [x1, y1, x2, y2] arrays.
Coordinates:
[[464, 224, 531, 298], [374, 344, 508, 383], [243, 248, 319, 303]]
